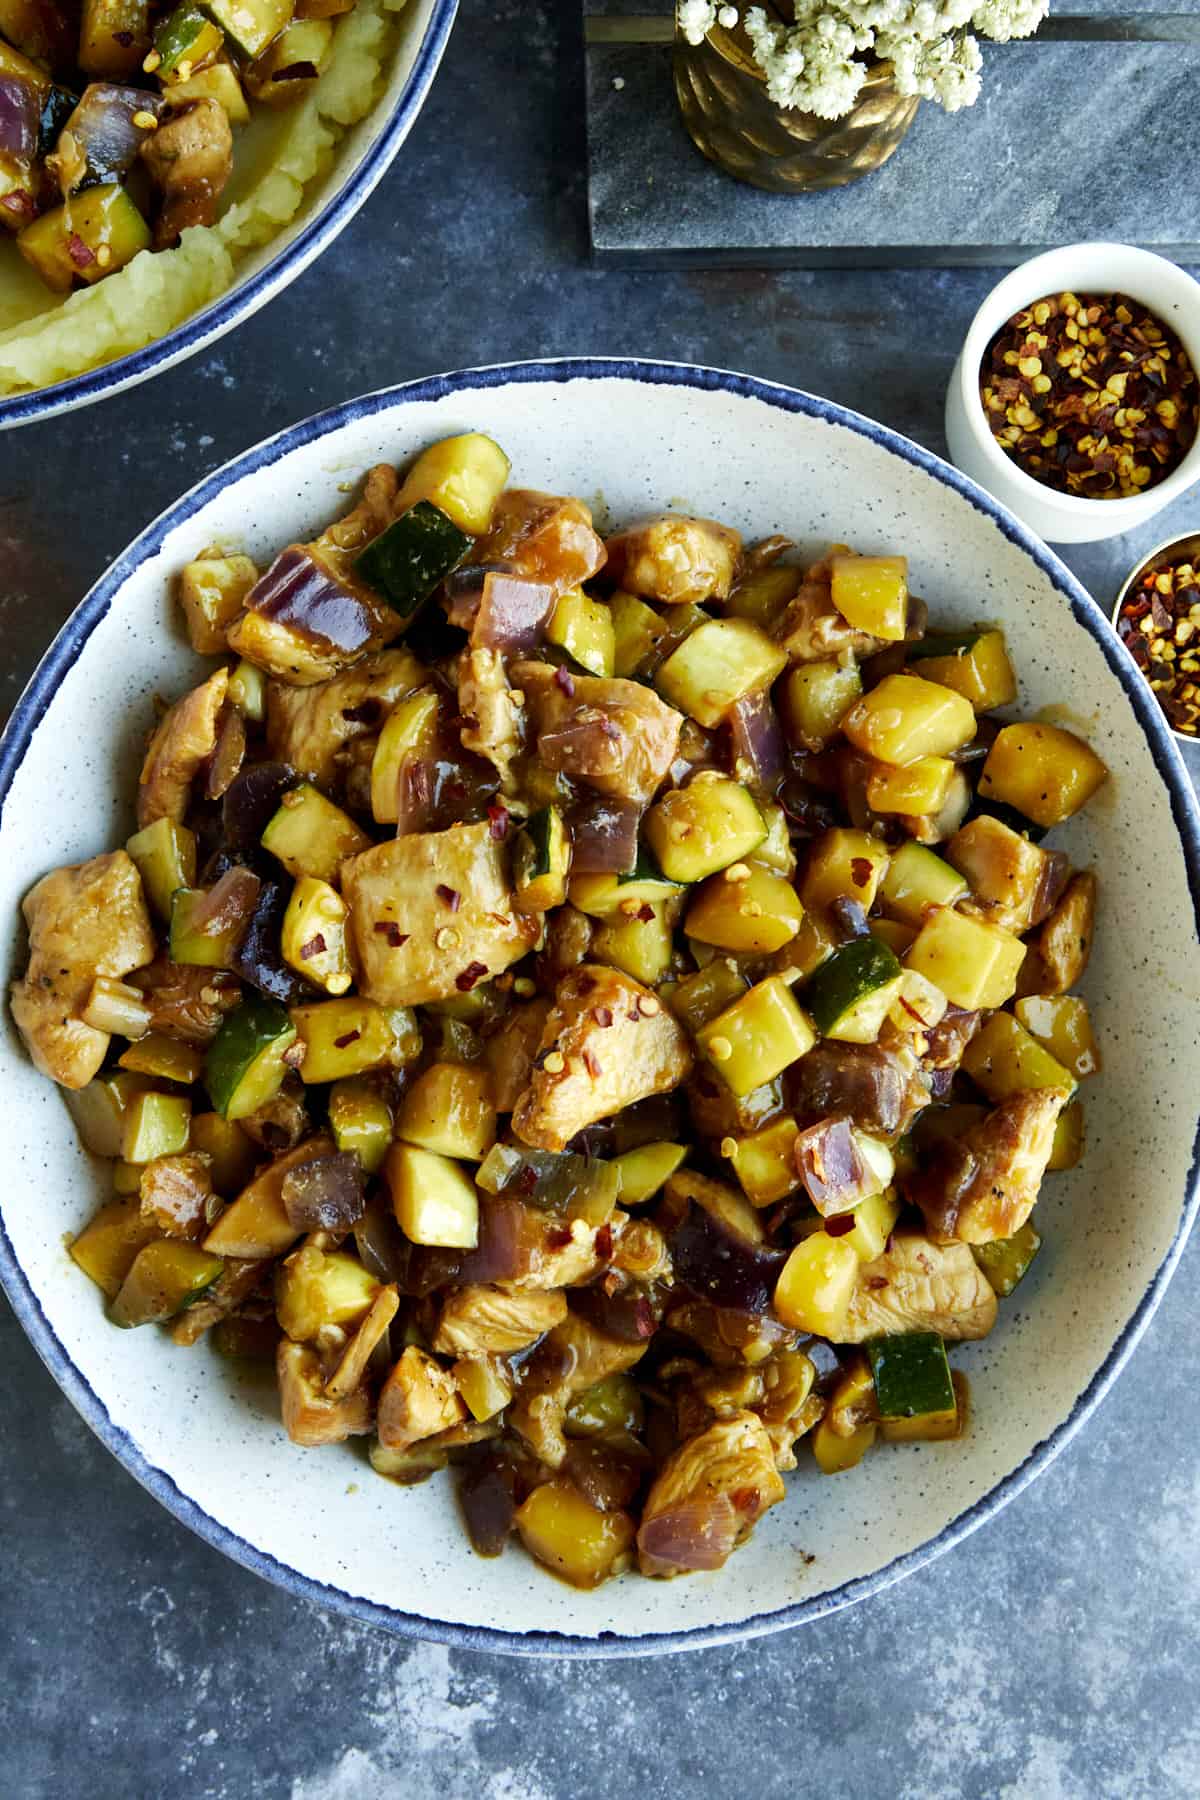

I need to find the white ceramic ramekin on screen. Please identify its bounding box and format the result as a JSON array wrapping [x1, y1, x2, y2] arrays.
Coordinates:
[[945, 243, 1200, 544]]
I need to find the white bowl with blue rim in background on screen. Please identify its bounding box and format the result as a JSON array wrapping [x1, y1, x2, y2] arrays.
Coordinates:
[[1, 359, 1197, 1655]]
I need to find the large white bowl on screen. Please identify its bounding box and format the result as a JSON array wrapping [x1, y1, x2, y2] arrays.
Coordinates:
[[0, 0, 457, 430], [2, 361, 1198, 1657]]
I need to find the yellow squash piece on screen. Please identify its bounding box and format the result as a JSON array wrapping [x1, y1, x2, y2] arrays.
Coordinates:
[[841, 673, 976, 765], [394, 433, 511, 536], [394, 1062, 497, 1161], [177, 555, 259, 655], [69, 1197, 160, 1300], [697, 974, 816, 1097], [514, 1480, 635, 1589], [905, 906, 1025, 1011], [978, 722, 1108, 828], [961, 1010, 1077, 1101], [386, 1141, 480, 1248], [1014, 994, 1100, 1081], [778, 659, 862, 749], [655, 617, 787, 728], [773, 1232, 859, 1336], [685, 864, 803, 955], [829, 553, 908, 641], [800, 827, 890, 918], [917, 630, 1017, 710]]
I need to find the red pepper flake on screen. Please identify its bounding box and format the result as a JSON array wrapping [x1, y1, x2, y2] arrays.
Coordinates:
[[436, 884, 461, 911], [66, 233, 96, 270], [576, 974, 596, 995], [825, 1213, 856, 1238], [487, 802, 510, 840], [636, 903, 654, 922], [731, 1486, 761, 1517], [593, 1006, 613, 1028], [850, 857, 873, 889], [455, 960, 488, 992], [546, 1226, 573, 1249], [0, 192, 34, 222], [866, 1275, 890, 1290], [299, 934, 326, 960], [594, 1223, 614, 1260], [582, 1048, 602, 1078], [333, 1030, 361, 1048], [554, 666, 575, 697], [373, 921, 408, 947]]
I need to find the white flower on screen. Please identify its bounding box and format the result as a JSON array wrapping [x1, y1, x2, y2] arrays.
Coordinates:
[[677, 0, 719, 45], [971, 0, 1048, 40]]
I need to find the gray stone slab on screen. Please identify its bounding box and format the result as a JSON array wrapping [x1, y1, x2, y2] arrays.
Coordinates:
[[588, 35, 1200, 264]]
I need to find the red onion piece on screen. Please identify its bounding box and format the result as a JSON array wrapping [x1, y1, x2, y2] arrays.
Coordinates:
[[54, 84, 165, 194], [281, 1152, 366, 1232], [188, 865, 261, 938], [794, 1117, 875, 1218], [637, 1496, 740, 1575], [446, 567, 556, 651], [395, 754, 434, 835], [729, 689, 785, 795], [247, 547, 382, 653], [571, 1282, 659, 1343], [456, 1195, 542, 1285], [568, 795, 641, 874], [0, 76, 39, 162]]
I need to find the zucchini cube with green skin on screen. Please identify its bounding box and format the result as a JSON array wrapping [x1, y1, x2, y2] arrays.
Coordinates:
[[778, 659, 862, 750], [169, 886, 243, 969], [177, 554, 257, 655], [971, 1220, 1042, 1298], [684, 864, 803, 955], [18, 183, 150, 293], [202, 0, 291, 58], [154, 4, 224, 81], [386, 1141, 479, 1248], [697, 974, 816, 1097], [121, 1091, 191, 1164], [109, 1240, 224, 1328], [800, 828, 890, 918], [866, 1331, 955, 1421], [281, 876, 352, 995], [546, 587, 615, 677], [329, 1078, 393, 1175], [1048, 1099, 1084, 1171], [841, 673, 976, 766], [609, 590, 666, 676], [125, 817, 197, 920], [806, 937, 903, 1044], [118, 1033, 206, 1086], [227, 659, 266, 722], [513, 806, 570, 913], [904, 907, 1025, 1011], [611, 1141, 687, 1205], [245, 17, 332, 104], [568, 857, 681, 919], [69, 1197, 160, 1299], [394, 1062, 497, 1161], [910, 629, 1017, 711], [290, 998, 418, 1084], [655, 618, 787, 729], [667, 960, 748, 1035], [276, 1246, 379, 1343], [829, 554, 909, 642], [730, 1116, 801, 1207], [370, 686, 440, 825], [356, 501, 471, 616], [394, 433, 511, 537], [645, 773, 765, 883], [206, 995, 298, 1121], [961, 1010, 1077, 1102], [261, 783, 372, 884], [879, 841, 967, 927]]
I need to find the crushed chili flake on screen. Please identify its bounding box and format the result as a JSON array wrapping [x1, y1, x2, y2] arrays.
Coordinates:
[[594, 1224, 614, 1260], [66, 233, 95, 270], [516, 1164, 539, 1195], [1116, 550, 1200, 736], [981, 291, 1199, 499], [825, 1212, 856, 1237], [582, 1047, 602, 1078], [373, 921, 409, 947], [487, 802, 510, 840], [546, 1226, 573, 1249], [298, 934, 327, 960], [636, 902, 654, 922], [593, 1006, 614, 1028], [333, 1030, 361, 1048], [435, 884, 461, 911], [849, 857, 873, 889], [455, 960, 488, 992], [554, 666, 576, 697], [866, 1275, 890, 1289]]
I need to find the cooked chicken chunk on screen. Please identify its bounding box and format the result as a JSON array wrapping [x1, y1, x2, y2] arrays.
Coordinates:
[[908, 1087, 1068, 1244], [512, 964, 693, 1152], [510, 1310, 647, 1466], [838, 1231, 998, 1343], [774, 573, 886, 665], [141, 98, 233, 246], [11, 850, 156, 1088], [637, 1411, 784, 1578], [277, 1340, 373, 1446], [341, 821, 539, 1007], [947, 815, 1069, 936], [604, 515, 741, 606], [265, 648, 427, 789], [484, 997, 552, 1112], [318, 464, 403, 555], [377, 1345, 467, 1450], [139, 1153, 213, 1239], [506, 1209, 626, 1291], [137, 668, 228, 827], [472, 489, 607, 596], [431, 1283, 567, 1356], [458, 647, 523, 789], [513, 661, 682, 805], [1032, 871, 1097, 994]]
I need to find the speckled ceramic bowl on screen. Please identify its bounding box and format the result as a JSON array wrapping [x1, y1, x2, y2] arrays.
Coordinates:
[[1, 361, 1198, 1657]]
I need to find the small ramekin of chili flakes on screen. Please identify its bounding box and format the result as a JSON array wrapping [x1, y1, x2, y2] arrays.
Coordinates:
[[1113, 533, 1200, 741], [946, 246, 1200, 545]]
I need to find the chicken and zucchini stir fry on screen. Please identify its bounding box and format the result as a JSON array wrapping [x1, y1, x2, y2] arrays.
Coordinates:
[[11, 433, 1109, 1589], [0, 0, 353, 284]]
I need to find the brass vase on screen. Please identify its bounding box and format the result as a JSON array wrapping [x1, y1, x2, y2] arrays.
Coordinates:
[[673, 21, 919, 192]]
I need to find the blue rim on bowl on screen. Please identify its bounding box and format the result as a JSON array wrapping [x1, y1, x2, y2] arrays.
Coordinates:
[[1, 358, 1198, 1658], [0, 0, 459, 432]]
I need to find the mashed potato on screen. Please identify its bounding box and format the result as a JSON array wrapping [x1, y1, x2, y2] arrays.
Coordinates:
[[0, 0, 406, 398]]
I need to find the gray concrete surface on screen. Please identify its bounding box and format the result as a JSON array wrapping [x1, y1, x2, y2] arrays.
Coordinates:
[[1, 3, 1198, 1795]]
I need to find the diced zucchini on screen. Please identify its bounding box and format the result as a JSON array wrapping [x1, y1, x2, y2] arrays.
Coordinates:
[[109, 1240, 223, 1327], [79, 0, 152, 76], [800, 828, 890, 917], [168, 886, 240, 970], [825, 1354, 878, 1437], [568, 856, 682, 918], [477, 1143, 620, 1224], [886, 968, 948, 1038], [684, 864, 803, 955], [395, 1062, 496, 1161], [879, 1370, 967, 1441], [655, 617, 787, 728], [206, 995, 298, 1121], [290, 997, 416, 1084], [870, 916, 916, 958], [276, 1245, 378, 1341], [905, 907, 1025, 1011], [154, 4, 224, 81], [806, 937, 904, 1044], [697, 974, 816, 1097], [202, 0, 292, 58], [244, 16, 332, 103], [18, 183, 150, 293], [69, 1197, 159, 1299], [455, 1354, 514, 1422], [879, 841, 967, 926], [261, 783, 371, 883], [645, 773, 765, 884], [667, 960, 748, 1035], [564, 1372, 644, 1442], [394, 433, 510, 537], [112, 1160, 143, 1195], [841, 673, 976, 765], [546, 587, 615, 677], [865, 755, 955, 817], [611, 1140, 687, 1205], [227, 658, 266, 720], [592, 902, 674, 987], [118, 1033, 205, 1086], [842, 1186, 900, 1263], [609, 589, 666, 676], [910, 628, 1017, 711], [177, 554, 256, 653], [329, 1078, 393, 1174], [1014, 994, 1099, 1081], [725, 562, 800, 630], [867, 1331, 954, 1420], [166, 56, 250, 123], [126, 817, 197, 920], [829, 553, 908, 642], [281, 876, 352, 995], [778, 659, 862, 750], [753, 801, 794, 876], [961, 1010, 1077, 1101], [773, 1231, 859, 1335], [202, 1137, 333, 1258], [386, 1141, 479, 1248], [513, 806, 571, 913], [514, 1479, 635, 1590], [356, 501, 470, 616], [971, 1220, 1041, 1297], [65, 1071, 146, 1158], [730, 1116, 800, 1207], [1048, 1100, 1084, 1170], [812, 1414, 876, 1473], [121, 1091, 192, 1164], [978, 722, 1108, 829], [369, 686, 440, 825], [638, 600, 710, 679], [189, 1111, 258, 1194]]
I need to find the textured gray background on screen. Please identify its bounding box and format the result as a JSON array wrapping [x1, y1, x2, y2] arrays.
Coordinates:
[[1, 4, 1199, 1796]]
